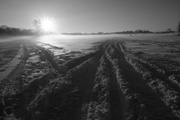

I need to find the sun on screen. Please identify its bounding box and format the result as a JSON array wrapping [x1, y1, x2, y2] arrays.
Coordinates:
[[40, 17, 55, 33]]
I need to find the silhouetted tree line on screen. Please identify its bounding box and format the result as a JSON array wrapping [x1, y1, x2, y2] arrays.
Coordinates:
[[155, 28, 175, 34], [0, 25, 38, 36], [62, 28, 179, 35], [62, 30, 153, 35]]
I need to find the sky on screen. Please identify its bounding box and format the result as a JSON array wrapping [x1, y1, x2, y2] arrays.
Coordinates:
[[0, 0, 180, 33]]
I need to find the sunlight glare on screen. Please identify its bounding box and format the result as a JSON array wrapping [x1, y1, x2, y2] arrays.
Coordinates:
[[40, 17, 55, 33]]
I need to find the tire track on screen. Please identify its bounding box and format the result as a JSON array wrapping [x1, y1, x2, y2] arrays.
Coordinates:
[[87, 56, 111, 120], [124, 48, 180, 91], [105, 41, 178, 119], [26, 53, 100, 120], [1, 39, 180, 120], [121, 42, 180, 118], [59, 51, 98, 75]]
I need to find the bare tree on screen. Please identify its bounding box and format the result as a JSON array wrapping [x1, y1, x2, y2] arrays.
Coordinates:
[[33, 19, 41, 32]]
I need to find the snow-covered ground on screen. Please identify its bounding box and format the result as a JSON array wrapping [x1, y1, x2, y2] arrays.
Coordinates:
[[1, 34, 180, 120], [0, 45, 23, 81], [35, 34, 180, 54]]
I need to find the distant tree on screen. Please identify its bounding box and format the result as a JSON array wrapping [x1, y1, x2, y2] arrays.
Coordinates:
[[33, 19, 41, 32], [178, 22, 180, 35], [98, 32, 103, 34], [164, 28, 175, 33], [166, 28, 172, 33]]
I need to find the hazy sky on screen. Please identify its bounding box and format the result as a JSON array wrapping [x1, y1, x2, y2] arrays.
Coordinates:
[[0, 0, 180, 33]]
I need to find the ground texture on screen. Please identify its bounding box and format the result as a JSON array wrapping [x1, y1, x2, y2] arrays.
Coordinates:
[[0, 37, 180, 120]]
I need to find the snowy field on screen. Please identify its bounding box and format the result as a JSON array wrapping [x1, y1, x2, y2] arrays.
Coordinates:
[[1, 34, 180, 119]]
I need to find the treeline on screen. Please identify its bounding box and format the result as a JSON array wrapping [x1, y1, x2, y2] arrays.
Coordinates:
[[62, 30, 153, 35], [155, 28, 176, 34], [62, 29, 176, 35], [0, 25, 178, 36], [0, 25, 38, 36]]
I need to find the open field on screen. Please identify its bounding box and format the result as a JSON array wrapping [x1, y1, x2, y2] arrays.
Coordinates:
[[0, 34, 180, 120]]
